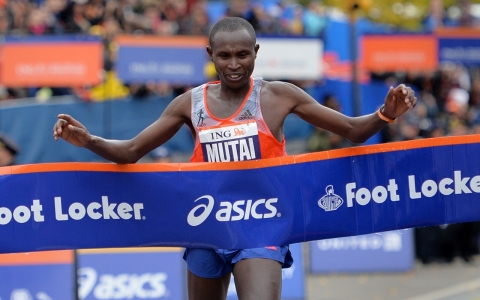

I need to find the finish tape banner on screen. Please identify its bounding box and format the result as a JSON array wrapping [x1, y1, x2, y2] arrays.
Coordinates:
[[1, 135, 479, 254]]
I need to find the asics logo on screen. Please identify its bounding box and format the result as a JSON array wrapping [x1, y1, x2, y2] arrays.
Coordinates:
[[187, 195, 214, 226], [78, 267, 168, 299], [187, 195, 279, 226]]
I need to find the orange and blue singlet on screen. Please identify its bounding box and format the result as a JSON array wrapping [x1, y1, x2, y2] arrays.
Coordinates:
[[190, 77, 286, 163]]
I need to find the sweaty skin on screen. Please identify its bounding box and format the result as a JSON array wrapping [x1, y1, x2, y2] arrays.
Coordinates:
[[53, 28, 416, 300]]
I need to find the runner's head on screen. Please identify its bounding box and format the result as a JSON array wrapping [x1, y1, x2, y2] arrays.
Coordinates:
[[209, 17, 256, 49], [207, 17, 259, 89]]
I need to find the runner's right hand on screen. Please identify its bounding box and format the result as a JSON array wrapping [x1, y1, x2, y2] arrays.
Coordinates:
[[53, 114, 91, 148]]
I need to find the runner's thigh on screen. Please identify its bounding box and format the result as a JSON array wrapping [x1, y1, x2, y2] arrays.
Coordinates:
[[233, 258, 282, 300], [187, 270, 231, 300]]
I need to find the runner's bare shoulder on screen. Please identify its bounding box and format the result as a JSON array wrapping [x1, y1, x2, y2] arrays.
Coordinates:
[[261, 80, 301, 97]]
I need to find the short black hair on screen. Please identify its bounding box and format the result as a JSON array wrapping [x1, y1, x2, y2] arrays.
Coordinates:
[[209, 17, 256, 48]]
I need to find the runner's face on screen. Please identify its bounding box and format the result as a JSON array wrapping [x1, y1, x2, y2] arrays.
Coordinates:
[[208, 29, 259, 89]]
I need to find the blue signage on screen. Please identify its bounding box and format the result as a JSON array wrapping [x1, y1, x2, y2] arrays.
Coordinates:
[[116, 46, 207, 84], [0, 136, 479, 253], [309, 230, 414, 273], [227, 243, 305, 299], [77, 249, 185, 300], [0, 264, 74, 300], [439, 38, 480, 65]]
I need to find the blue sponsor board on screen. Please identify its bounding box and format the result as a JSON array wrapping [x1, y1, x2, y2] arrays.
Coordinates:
[[1, 137, 480, 252], [116, 46, 207, 84], [309, 230, 414, 273], [439, 38, 480, 66], [227, 243, 305, 299], [77, 249, 185, 300], [0, 264, 74, 300]]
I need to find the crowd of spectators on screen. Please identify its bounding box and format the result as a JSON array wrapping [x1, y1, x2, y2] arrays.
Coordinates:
[[0, 1, 480, 140], [2, 1, 480, 144], [1, 0, 212, 100], [0, 0, 328, 100], [371, 64, 480, 144]]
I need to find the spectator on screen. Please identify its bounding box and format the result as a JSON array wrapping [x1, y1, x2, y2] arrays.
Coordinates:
[[0, 8, 9, 34], [302, 1, 327, 39], [0, 132, 20, 166], [288, 4, 303, 35], [248, 3, 283, 35], [8, 0, 30, 34], [61, 0, 91, 33], [179, 1, 209, 35], [84, 0, 104, 26], [26, 8, 51, 35]]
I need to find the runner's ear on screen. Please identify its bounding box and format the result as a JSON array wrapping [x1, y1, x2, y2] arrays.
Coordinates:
[[206, 46, 213, 59]]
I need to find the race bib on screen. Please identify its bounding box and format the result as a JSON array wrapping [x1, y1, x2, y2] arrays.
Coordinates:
[[199, 122, 261, 162]]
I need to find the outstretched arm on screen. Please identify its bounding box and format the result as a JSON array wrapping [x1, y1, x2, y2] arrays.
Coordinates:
[[334, 84, 416, 143], [264, 82, 416, 144], [53, 92, 192, 163]]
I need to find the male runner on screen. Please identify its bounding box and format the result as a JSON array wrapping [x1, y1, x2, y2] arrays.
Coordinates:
[[53, 17, 416, 300]]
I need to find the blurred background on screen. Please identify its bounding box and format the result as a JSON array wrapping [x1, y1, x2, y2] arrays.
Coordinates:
[[1, 0, 480, 299]]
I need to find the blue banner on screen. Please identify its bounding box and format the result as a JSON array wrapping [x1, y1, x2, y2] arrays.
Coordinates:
[[0, 264, 74, 299], [309, 230, 414, 273], [77, 249, 184, 300], [117, 47, 207, 84], [0, 136, 479, 253], [439, 38, 480, 66], [115, 36, 208, 85]]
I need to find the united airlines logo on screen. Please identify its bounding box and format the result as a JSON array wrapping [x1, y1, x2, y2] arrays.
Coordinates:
[[318, 185, 343, 212]]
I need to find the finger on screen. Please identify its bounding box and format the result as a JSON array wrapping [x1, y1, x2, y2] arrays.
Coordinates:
[[54, 119, 67, 133], [405, 96, 417, 109], [386, 86, 395, 101], [412, 96, 417, 108], [58, 114, 83, 128], [407, 87, 414, 98], [53, 119, 72, 140], [409, 91, 416, 103], [53, 120, 62, 135], [393, 84, 407, 95], [404, 98, 412, 108], [68, 124, 83, 135]]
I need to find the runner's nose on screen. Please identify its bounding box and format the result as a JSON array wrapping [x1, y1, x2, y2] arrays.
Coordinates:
[[228, 57, 240, 70]]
